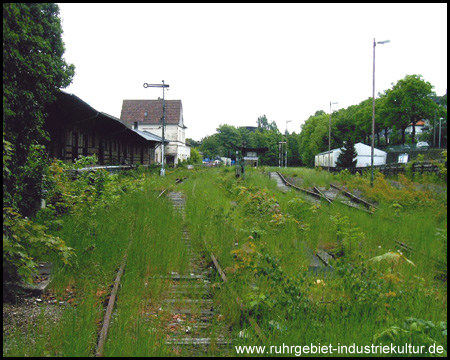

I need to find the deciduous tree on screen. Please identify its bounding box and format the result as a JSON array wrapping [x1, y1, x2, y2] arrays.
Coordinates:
[[3, 3, 75, 215], [384, 74, 437, 144]]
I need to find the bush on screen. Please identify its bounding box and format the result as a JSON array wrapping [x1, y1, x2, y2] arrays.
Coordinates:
[[3, 207, 73, 300]]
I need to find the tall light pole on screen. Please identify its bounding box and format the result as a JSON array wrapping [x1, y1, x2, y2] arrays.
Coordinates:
[[371, 39, 390, 187], [278, 142, 281, 168], [285, 120, 292, 168], [439, 117, 443, 149], [278, 141, 286, 168], [328, 102, 338, 172], [434, 109, 437, 147], [143, 80, 170, 176]]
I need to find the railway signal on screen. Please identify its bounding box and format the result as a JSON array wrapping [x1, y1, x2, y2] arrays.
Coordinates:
[[143, 80, 170, 176]]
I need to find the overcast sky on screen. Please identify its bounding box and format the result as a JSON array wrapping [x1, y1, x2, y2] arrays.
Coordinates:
[[57, 3, 447, 141]]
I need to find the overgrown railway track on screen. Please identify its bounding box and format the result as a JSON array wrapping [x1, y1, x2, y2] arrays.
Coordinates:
[[161, 191, 232, 355], [94, 170, 440, 357], [94, 179, 246, 356], [163, 190, 268, 353], [273, 171, 377, 214], [271, 171, 445, 269]]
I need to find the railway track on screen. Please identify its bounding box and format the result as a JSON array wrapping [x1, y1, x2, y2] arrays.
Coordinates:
[[163, 190, 272, 353], [270, 171, 444, 268], [95, 175, 275, 356], [95, 171, 401, 356], [95, 179, 233, 357], [162, 191, 232, 355], [272, 171, 377, 214]]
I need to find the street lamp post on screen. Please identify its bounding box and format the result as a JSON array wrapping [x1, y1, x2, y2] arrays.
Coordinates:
[[279, 141, 286, 168], [434, 109, 437, 147], [439, 117, 443, 149], [143, 80, 170, 176], [279, 142, 281, 168], [371, 39, 390, 187], [285, 120, 292, 168], [328, 102, 338, 172]]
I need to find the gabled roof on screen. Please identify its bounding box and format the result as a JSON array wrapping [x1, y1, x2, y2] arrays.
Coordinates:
[[120, 99, 185, 128]]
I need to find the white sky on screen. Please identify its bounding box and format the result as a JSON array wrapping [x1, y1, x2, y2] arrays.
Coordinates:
[[58, 3, 447, 141]]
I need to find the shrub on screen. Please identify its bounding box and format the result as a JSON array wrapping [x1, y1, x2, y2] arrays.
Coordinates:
[[3, 207, 74, 300]]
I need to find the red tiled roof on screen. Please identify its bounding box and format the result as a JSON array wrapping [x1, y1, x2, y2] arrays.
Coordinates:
[[120, 99, 183, 126], [409, 120, 425, 126]]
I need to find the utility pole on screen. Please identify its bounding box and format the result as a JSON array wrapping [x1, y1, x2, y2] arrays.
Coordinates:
[[143, 80, 169, 176], [329, 102, 338, 172], [371, 38, 390, 187], [285, 120, 292, 168], [279, 142, 281, 168], [279, 141, 286, 168], [434, 109, 437, 147]]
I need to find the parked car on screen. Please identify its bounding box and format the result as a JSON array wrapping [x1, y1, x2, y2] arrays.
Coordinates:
[[417, 141, 430, 149]]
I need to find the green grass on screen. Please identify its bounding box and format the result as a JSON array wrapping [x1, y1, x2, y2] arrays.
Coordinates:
[[3, 166, 447, 356], [182, 167, 447, 355]]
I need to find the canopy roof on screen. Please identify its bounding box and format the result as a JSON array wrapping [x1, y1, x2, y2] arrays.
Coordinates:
[[46, 91, 166, 146]]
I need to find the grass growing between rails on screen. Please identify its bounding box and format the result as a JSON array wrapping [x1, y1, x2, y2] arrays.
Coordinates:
[[180, 167, 447, 356], [3, 165, 446, 356], [102, 181, 189, 357], [3, 167, 189, 356]]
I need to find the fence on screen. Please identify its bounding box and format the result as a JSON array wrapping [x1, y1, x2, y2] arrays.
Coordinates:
[[377, 161, 444, 177], [332, 160, 445, 177]]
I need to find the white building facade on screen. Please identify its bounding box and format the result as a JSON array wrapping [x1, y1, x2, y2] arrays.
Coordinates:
[[120, 99, 190, 166]]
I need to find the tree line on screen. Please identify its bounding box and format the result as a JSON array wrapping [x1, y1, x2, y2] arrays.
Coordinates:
[[189, 75, 447, 167], [3, 3, 448, 214], [188, 118, 302, 167]]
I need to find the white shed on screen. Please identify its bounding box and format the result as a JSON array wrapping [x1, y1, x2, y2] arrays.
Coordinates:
[[315, 143, 387, 168], [315, 148, 341, 168]]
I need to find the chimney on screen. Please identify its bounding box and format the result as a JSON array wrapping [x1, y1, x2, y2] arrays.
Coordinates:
[[134, 121, 138, 130]]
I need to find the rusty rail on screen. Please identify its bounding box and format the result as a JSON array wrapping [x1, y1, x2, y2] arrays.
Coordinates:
[[209, 249, 267, 343], [158, 176, 188, 198], [312, 186, 333, 204], [95, 239, 132, 357], [96, 177, 188, 356], [395, 240, 446, 266], [158, 188, 168, 198], [276, 172, 323, 200], [339, 201, 375, 214], [275, 172, 376, 214], [330, 183, 377, 210]]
